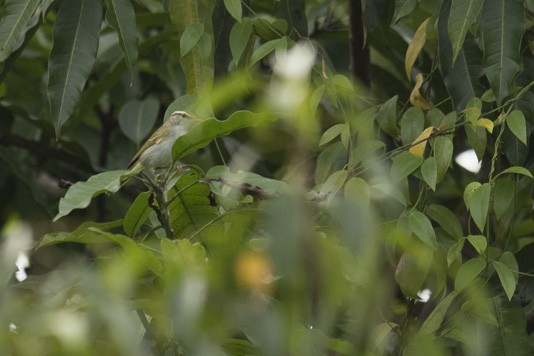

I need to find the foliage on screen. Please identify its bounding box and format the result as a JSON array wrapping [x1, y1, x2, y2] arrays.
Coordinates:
[[1, 0, 534, 354]]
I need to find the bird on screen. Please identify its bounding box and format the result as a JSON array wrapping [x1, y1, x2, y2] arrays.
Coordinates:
[[128, 110, 202, 173]]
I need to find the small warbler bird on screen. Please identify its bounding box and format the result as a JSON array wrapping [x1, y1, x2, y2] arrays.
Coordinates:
[[128, 110, 202, 173]]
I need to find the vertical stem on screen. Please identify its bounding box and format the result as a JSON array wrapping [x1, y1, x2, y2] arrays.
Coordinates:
[[348, 0, 370, 87]]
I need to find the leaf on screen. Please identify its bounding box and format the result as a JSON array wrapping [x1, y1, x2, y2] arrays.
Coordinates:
[[421, 157, 437, 191], [105, 0, 138, 67], [172, 111, 278, 160], [467, 235, 487, 254], [316, 170, 348, 198], [506, 110, 527, 145], [344, 177, 370, 206], [465, 124, 487, 160], [390, 151, 423, 182], [229, 19, 253, 66], [447, 238, 465, 266], [427, 204, 463, 239], [408, 210, 437, 250], [405, 17, 430, 79], [454, 257, 486, 291], [481, 0, 525, 104], [463, 97, 482, 123], [392, 0, 418, 23], [463, 181, 482, 207], [38, 220, 123, 248], [118, 98, 159, 145], [54, 170, 129, 221], [249, 37, 287, 67], [319, 123, 347, 146], [490, 298, 533, 355], [47, 0, 102, 137], [223, 0, 242, 22], [495, 166, 534, 180], [469, 183, 491, 232], [409, 73, 433, 110], [448, 0, 484, 64], [409, 126, 434, 157], [0, 0, 40, 62], [492, 261, 516, 300], [420, 291, 458, 334], [433, 136, 453, 180], [475, 118, 494, 133], [493, 178, 515, 220], [180, 22, 204, 57], [123, 191, 151, 237], [274, 0, 307, 39], [400, 106, 425, 145], [395, 248, 433, 298], [375, 95, 399, 138]]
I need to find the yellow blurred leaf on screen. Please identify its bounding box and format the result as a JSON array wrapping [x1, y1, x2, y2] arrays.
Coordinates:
[[409, 126, 435, 157], [410, 73, 433, 111], [234, 250, 275, 295], [405, 18, 430, 80], [475, 118, 494, 133]]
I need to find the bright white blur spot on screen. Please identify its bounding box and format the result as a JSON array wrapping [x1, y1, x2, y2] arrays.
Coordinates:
[[455, 149, 481, 173], [9, 323, 17, 333], [273, 43, 316, 79], [417, 288, 432, 303], [15, 251, 29, 282]]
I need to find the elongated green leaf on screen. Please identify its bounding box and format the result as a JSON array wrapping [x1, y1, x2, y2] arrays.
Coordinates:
[[433, 136, 453, 180], [493, 178, 515, 220], [493, 261, 516, 300], [395, 248, 432, 298], [319, 123, 347, 146], [409, 210, 437, 250], [495, 166, 534, 179], [123, 191, 151, 237], [400, 107, 425, 145], [391, 151, 423, 182], [105, 0, 138, 67], [118, 98, 159, 145], [172, 111, 277, 160], [38, 220, 123, 248], [229, 19, 252, 66], [393, 0, 418, 23], [47, 0, 102, 137], [223, 0, 242, 22], [469, 182, 491, 232], [421, 157, 437, 191], [250, 37, 287, 67], [455, 257, 486, 291], [506, 110, 527, 145], [180, 22, 204, 57], [375, 95, 399, 138], [54, 170, 128, 221], [0, 0, 39, 62], [427, 204, 463, 239], [420, 291, 458, 334], [447, 238, 465, 266], [490, 298, 534, 355], [481, 0, 525, 104], [448, 0, 484, 64]]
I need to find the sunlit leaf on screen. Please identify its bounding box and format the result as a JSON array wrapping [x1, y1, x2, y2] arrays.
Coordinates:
[[405, 17, 430, 79], [475, 118, 494, 133], [467, 235, 487, 254], [409, 126, 434, 157], [409, 73, 433, 110]]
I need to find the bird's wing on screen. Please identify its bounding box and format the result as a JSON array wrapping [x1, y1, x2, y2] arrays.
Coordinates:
[[127, 131, 165, 169]]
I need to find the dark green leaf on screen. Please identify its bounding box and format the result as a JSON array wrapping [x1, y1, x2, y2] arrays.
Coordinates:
[[118, 98, 159, 145], [421, 157, 437, 191], [455, 257, 486, 291], [393, 0, 418, 23], [391, 151, 423, 182], [180, 22, 204, 57], [420, 291, 458, 334], [433, 136, 453, 180], [395, 248, 432, 297], [375, 95, 399, 137], [47, 0, 102, 137], [275, 0, 307, 38], [229, 19, 253, 66], [493, 178, 515, 220], [495, 166, 534, 179], [105, 0, 138, 67], [506, 110, 527, 145], [469, 183, 491, 232], [493, 261, 516, 300], [447, 238, 465, 266], [400, 107, 424, 145], [448, 0, 484, 64], [465, 124, 487, 160], [0, 0, 40, 62], [223, 0, 242, 22], [38, 220, 123, 248], [319, 123, 347, 146], [427, 204, 463, 239], [123, 191, 152, 237], [490, 298, 533, 355], [408, 210, 437, 250], [250, 37, 287, 67]]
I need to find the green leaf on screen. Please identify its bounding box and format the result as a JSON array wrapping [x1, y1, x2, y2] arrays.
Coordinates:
[[180, 22, 204, 57], [395, 248, 432, 298], [426, 204, 463, 239], [47, 0, 102, 137], [392, 0, 418, 23], [229, 19, 253, 66], [468, 182, 491, 232], [223, 0, 242, 22], [464, 181, 481, 207], [506, 110, 527, 145], [390, 151, 423, 182], [375, 95, 399, 138], [492, 261, 516, 300], [54, 170, 128, 221], [500, 251, 518, 282], [118, 98, 159, 145], [105, 0, 138, 67], [495, 166, 534, 180], [344, 177, 370, 206], [465, 124, 487, 160], [455, 257, 486, 291], [448, 0, 484, 64], [433, 136, 453, 180], [447, 238, 465, 266], [123, 191, 151, 237], [206, 166, 290, 197], [481, 0, 525, 104], [400, 106, 425, 145], [467, 235, 487, 254], [274, 0, 307, 38], [319, 123, 347, 146], [250, 37, 287, 67], [0, 0, 40, 62], [172, 111, 278, 160], [317, 170, 348, 198], [463, 97, 482, 123], [493, 178, 515, 220], [490, 298, 533, 354], [38, 220, 123, 248], [421, 157, 437, 191], [420, 291, 458, 334], [408, 210, 437, 250]]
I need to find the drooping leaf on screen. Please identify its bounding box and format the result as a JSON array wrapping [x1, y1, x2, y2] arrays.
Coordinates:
[[405, 17, 430, 79], [47, 0, 102, 137], [493, 261, 516, 301], [223, 0, 242, 22], [409, 126, 434, 157], [420, 291, 458, 334], [250, 37, 287, 67], [123, 191, 152, 237], [433, 136, 453, 180], [490, 298, 534, 354], [319, 123, 347, 146], [375, 95, 399, 138], [229, 19, 253, 66], [395, 246, 433, 298], [466, 235, 487, 254], [469, 183, 491, 232], [495, 166, 534, 180], [105, 0, 138, 67], [465, 124, 487, 160], [38, 220, 123, 248], [463, 97, 482, 123], [481, 0, 525, 104], [493, 178, 515, 220], [392, 0, 418, 23], [400, 106, 425, 145], [421, 157, 437, 190], [409, 73, 433, 110], [172, 111, 278, 160], [54, 170, 129, 221], [427, 204, 463, 239], [118, 98, 160, 145], [0, 0, 40, 62], [408, 210, 437, 250], [390, 151, 423, 182], [455, 257, 486, 291], [475, 118, 494, 133], [448, 0, 484, 64], [447, 238, 465, 266], [506, 109, 527, 145], [180, 22, 204, 57]]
